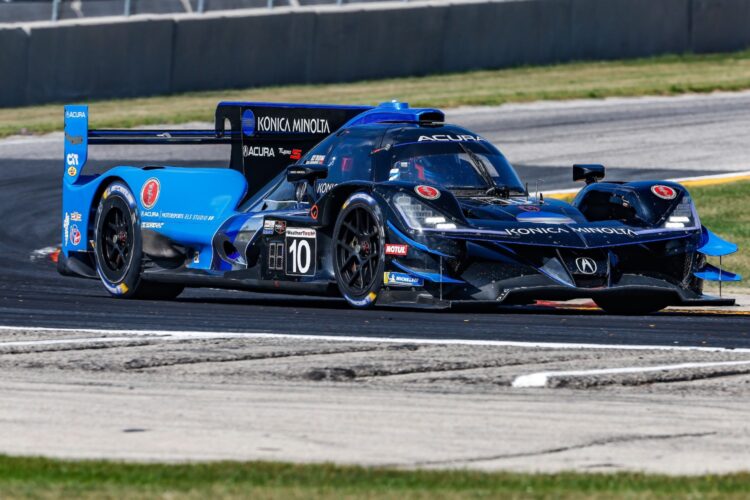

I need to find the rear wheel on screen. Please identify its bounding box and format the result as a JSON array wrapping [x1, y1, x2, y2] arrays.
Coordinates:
[[594, 296, 670, 315], [332, 194, 384, 308], [93, 182, 184, 300]]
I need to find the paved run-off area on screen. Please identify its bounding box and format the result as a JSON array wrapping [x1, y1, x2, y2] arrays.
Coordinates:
[[0, 91, 749, 474], [2, 326, 750, 474]]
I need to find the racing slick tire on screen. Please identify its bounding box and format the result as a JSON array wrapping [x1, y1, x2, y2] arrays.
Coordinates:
[[332, 193, 385, 308], [593, 295, 670, 315], [93, 182, 184, 300]]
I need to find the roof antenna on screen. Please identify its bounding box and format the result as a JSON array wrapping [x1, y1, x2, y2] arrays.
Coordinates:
[[536, 179, 543, 204], [525, 182, 529, 202]]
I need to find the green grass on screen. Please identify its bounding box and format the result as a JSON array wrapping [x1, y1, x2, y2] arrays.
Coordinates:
[[6, 49, 750, 137], [690, 180, 750, 290], [1, 455, 749, 499]]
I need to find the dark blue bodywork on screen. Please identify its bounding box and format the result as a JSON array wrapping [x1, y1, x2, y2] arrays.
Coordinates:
[[59, 101, 741, 308]]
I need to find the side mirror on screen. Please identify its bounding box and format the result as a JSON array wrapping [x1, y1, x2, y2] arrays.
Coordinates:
[[573, 164, 605, 184], [286, 164, 328, 183]]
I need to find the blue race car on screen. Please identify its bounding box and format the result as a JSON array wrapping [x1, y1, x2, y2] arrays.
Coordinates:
[[59, 101, 741, 313]]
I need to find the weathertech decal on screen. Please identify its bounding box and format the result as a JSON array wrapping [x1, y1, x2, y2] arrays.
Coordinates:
[[651, 185, 677, 200], [141, 178, 160, 209], [415, 185, 440, 200], [385, 244, 408, 256]]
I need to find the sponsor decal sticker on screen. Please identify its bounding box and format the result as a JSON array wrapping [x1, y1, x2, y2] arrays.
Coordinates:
[[310, 205, 319, 220], [64, 132, 83, 145], [70, 211, 82, 222], [66, 153, 79, 167], [385, 243, 408, 256], [651, 184, 677, 200], [281, 148, 304, 161], [503, 226, 637, 237], [417, 134, 484, 142], [67, 166, 77, 177], [256, 116, 331, 134], [65, 110, 86, 119], [286, 227, 316, 238], [263, 220, 275, 235], [243, 145, 275, 158], [141, 222, 164, 229], [347, 291, 378, 307], [383, 272, 424, 287], [274, 220, 286, 235], [140, 178, 160, 210], [415, 185, 440, 200], [518, 205, 541, 212], [574, 257, 597, 275], [63, 213, 70, 246], [69, 225, 81, 246], [316, 182, 336, 195], [241, 109, 255, 136], [306, 155, 326, 165]]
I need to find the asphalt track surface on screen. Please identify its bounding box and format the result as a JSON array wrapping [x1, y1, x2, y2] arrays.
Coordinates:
[[1, 93, 749, 349]]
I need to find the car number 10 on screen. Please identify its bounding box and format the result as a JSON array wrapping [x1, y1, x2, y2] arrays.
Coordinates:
[[286, 228, 316, 276]]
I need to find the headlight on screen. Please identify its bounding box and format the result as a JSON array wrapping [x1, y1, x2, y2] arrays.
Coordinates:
[[393, 193, 458, 230], [663, 195, 699, 229]]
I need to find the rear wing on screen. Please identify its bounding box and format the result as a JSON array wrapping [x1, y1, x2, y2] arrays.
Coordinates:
[[64, 101, 444, 196], [63, 102, 373, 196]]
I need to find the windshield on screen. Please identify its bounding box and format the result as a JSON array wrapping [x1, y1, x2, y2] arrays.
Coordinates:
[[381, 141, 525, 193]]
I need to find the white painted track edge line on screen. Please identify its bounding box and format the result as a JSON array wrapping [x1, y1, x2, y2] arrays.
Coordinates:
[[512, 360, 750, 388], [1, 325, 750, 353]]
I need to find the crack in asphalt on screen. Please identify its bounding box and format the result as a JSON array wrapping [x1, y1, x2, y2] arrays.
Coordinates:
[[405, 432, 717, 467]]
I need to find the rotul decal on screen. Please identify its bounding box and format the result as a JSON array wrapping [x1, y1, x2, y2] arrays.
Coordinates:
[[417, 134, 484, 142], [243, 145, 275, 158], [385, 243, 408, 256], [65, 110, 86, 119], [651, 184, 677, 200], [141, 178, 160, 210], [256, 116, 331, 134]]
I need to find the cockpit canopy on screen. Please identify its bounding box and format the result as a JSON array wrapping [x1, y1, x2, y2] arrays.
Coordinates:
[[299, 123, 525, 195]]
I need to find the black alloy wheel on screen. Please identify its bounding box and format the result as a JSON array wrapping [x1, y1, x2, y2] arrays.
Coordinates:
[[99, 203, 132, 281], [333, 196, 385, 307]]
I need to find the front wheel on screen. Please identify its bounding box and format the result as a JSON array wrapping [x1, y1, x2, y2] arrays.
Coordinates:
[[332, 193, 385, 308], [93, 182, 184, 300], [594, 295, 670, 315]]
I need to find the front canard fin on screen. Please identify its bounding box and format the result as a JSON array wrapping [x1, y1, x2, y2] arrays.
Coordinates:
[[698, 226, 738, 257], [694, 263, 742, 282]]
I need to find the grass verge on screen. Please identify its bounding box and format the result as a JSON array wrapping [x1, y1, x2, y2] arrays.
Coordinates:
[[1, 454, 749, 499], [5, 49, 750, 137]]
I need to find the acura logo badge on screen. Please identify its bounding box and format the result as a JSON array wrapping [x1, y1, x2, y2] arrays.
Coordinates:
[[575, 257, 597, 274]]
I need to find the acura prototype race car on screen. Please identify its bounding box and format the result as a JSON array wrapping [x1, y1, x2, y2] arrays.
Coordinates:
[[59, 101, 741, 314]]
